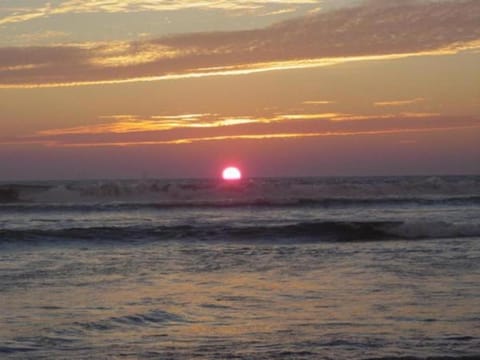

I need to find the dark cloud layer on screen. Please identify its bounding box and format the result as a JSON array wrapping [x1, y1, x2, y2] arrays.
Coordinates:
[[1, 0, 479, 87]]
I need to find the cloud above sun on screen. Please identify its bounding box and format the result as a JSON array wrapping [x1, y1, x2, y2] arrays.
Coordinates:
[[1, 0, 479, 88], [374, 98, 426, 107], [2, 110, 478, 148]]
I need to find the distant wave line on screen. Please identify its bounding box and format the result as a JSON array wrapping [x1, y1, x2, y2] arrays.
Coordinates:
[[1, 220, 480, 243]]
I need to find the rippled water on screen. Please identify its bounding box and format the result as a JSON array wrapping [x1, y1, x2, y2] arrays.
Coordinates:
[[1, 176, 479, 359], [1, 238, 479, 359]]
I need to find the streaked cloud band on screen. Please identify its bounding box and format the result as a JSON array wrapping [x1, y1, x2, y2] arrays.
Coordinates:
[[1, 0, 479, 88]]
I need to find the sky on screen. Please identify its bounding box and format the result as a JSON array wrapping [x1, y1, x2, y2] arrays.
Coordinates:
[[0, 0, 479, 180]]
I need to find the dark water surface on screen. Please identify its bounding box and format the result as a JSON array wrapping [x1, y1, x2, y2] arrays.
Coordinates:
[[1, 176, 479, 359]]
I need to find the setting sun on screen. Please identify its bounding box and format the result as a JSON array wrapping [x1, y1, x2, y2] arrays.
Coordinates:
[[222, 166, 242, 181]]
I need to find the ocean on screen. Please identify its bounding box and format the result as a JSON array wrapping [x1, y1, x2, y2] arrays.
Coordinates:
[[1, 176, 479, 359]]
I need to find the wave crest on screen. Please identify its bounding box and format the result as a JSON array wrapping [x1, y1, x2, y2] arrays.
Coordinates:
[[1, 221, 479, 243]]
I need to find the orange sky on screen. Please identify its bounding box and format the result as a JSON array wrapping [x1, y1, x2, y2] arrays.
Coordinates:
[[0, 0, 479, 179]]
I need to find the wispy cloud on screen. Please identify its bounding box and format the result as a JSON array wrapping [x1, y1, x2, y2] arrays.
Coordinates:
[[261, 8, 297, 17], [36, 113, 260, 136], [66, 125, 480, 147], [6, 125, 479, 148], [303, 100, 335, 105], [13, 31, 70, 45], [374, 98, 425, 107], [0, 0, 317, 26], [276, 113, 342, 120], [2, 111, 478, 148], [1, 0, 480, 88], [35, 112, 345, 136], [332, 112, 440, 122]]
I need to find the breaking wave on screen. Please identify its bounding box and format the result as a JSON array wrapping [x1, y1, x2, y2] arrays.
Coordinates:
[[1, 220, 479, 243]]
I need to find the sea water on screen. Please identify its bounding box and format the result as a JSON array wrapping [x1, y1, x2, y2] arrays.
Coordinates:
[[1, 176, 479, 359]]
